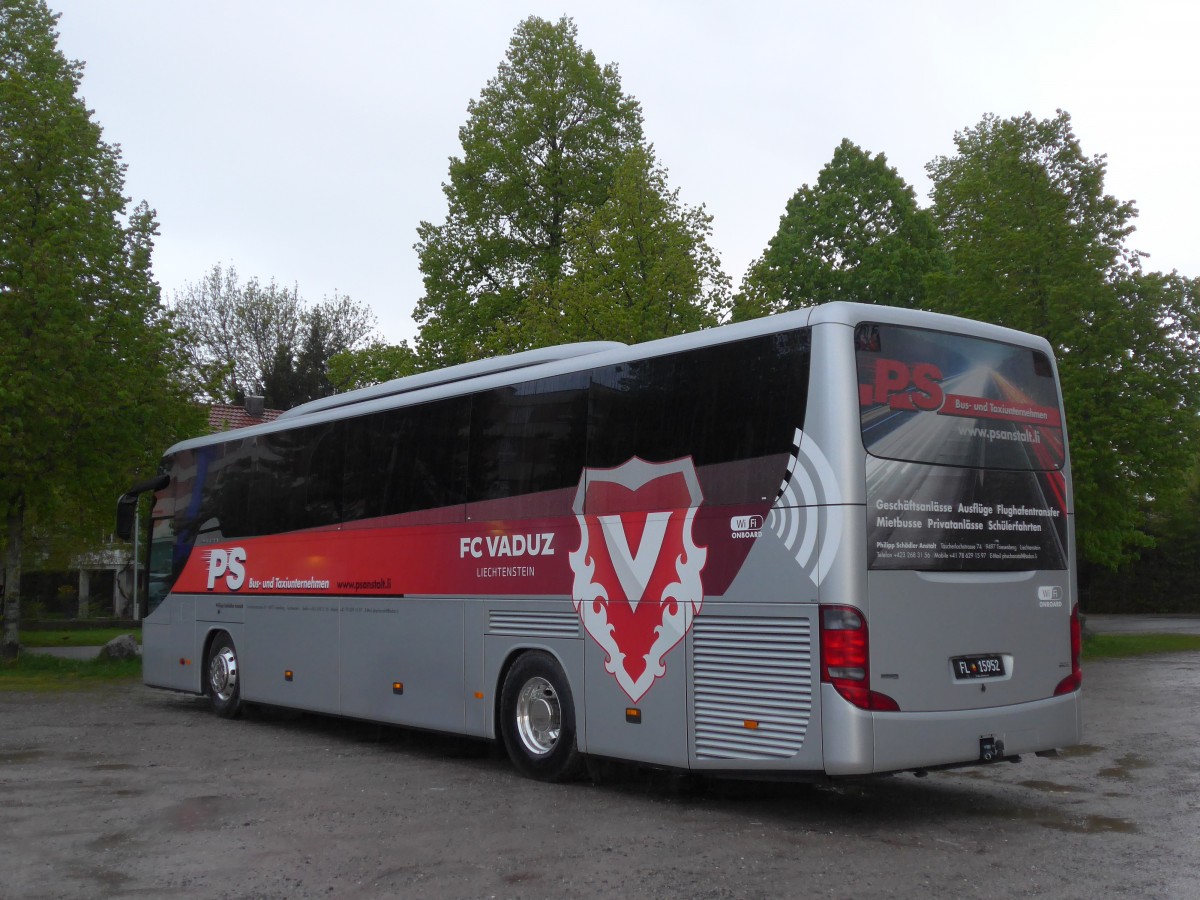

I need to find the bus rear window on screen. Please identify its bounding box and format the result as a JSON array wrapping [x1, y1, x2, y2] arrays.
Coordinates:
[[856, 323, 1064, 471], [856, 323, 1069, 571]]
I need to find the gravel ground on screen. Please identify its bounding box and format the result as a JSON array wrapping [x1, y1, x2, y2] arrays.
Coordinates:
[[2, 652, 1199, 899]]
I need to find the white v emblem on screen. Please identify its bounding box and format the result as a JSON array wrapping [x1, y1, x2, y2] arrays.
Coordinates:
[[597, 512, 671, 612]]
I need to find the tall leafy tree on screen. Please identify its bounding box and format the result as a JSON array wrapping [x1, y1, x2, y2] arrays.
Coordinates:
[[262, 292, 378, 408], [172, 263, 303, 402], [173, 264, 376, 408], [413, 16, 648, 365], [510, 146, 730, 347], [925, 111, 1200, 568], [735, 139, 942, 320], [327, 340, 421, 392], [1, 0, 202, 655], [1086, 444, 1200, 612]]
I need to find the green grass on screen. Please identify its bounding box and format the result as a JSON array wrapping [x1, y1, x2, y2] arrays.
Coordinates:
[[0, 654, 142, 691], [19, 628, 142, 648], [1083, 632, 1200, 660]]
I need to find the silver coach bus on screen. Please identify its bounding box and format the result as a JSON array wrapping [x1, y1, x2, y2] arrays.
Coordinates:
[[121, 303, 1082, 781]]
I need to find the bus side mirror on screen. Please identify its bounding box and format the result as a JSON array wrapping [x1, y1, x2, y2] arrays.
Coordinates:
[[115, 474, 168, 540], [115, 494, 139, 541]]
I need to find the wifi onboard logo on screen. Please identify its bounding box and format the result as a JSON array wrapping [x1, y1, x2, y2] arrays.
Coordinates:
[[730, 515, 763, 539]]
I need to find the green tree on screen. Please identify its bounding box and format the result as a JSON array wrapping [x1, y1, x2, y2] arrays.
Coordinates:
[[327, 340, 421, 392], [1083, 447, 1200, 613], [261, 293, 378, 408], [172, 263, 303, 402], [735, 139, 942, 320], [1, 0, 202, 656], [509, 146, 730, 347], [413, 16, 649, 365], [925, 111, 1200, 568], [174, 264, 376, 408]]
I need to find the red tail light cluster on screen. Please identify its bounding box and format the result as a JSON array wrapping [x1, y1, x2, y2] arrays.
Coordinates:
[[819, 605, 899, 712], [1053, 603, 1083, 695]]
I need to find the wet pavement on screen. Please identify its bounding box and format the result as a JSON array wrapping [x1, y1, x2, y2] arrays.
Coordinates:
[[2, 651, 1199, 898]]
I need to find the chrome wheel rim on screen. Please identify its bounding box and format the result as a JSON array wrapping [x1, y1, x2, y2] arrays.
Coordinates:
[[209, 646, 238, 702], [515, 676, 561, 756]]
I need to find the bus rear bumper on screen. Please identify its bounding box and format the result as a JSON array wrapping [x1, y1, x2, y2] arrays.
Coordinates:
[[822, 684, 1083, 775]]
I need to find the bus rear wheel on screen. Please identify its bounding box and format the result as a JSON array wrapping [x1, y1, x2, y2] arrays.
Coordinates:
[[500, 651, 583, 782], [206, 632, 242, 719]]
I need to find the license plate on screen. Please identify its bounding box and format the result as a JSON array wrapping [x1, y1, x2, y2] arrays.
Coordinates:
[[952, 654, 1005, 680]]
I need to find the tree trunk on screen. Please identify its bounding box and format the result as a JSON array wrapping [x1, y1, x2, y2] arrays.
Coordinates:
[[2, 495, 25, 660]]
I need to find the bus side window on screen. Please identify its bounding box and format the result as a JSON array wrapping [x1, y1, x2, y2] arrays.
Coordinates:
[[383, 399, 470, 517], [467, 373, 589, 504], [304, 424, 346, 528], [338, 400, 471, 526], [586, 329, 810, 504]]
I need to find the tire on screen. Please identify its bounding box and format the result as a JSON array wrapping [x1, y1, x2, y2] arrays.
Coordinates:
[[500, 651, 583, 782], [206, 632, 242, 719]]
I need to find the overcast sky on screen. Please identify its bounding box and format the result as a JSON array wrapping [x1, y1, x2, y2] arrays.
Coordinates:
[[48, 0, 1200, 345]]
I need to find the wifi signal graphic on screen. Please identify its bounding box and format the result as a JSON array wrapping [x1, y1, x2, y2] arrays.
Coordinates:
[[766, 429, 844, 586]]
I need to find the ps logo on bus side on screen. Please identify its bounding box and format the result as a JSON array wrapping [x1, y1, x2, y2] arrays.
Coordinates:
[[205, 547, 247, 591]]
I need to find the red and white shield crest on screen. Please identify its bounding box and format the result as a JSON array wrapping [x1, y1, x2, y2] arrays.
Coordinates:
[[569, 457, 707, 702]]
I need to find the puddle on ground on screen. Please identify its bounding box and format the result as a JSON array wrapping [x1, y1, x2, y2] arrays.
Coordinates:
[[88, 831, 133, 852], [502, 871, 540, 885], [997, 803, 1138, 834], [82, 867, 132, 891], [0, 749, 43, 765], [165, 795, 230, 832], [1018, 780, 1088, 794], [1056, 744, 1104, 759], [1098, 752, 1155, 780], [1038, 813, 1138, 834]]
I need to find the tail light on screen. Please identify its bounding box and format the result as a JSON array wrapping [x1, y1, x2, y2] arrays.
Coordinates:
[[819, 605, 899, 711], [1054, 603, 1083, 695]]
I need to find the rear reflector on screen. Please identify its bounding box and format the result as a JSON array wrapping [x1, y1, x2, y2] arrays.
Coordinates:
[[1054, 604, 1083, 695], [819, 605, 900, 712]]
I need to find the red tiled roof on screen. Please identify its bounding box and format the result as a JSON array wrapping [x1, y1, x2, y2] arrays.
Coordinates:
[[208, 404, 284, 432]]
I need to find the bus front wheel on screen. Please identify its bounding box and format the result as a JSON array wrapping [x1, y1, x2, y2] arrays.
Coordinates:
[[500, 651, 583, 782], [206, 632, 242, 719]]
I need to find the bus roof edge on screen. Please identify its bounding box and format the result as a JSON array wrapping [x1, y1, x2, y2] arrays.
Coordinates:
[[277, 340, 627, 421]]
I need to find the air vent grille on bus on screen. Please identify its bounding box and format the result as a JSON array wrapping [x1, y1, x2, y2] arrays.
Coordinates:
[[487, 610, 581, 639], [692, 617, 813, 760]]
